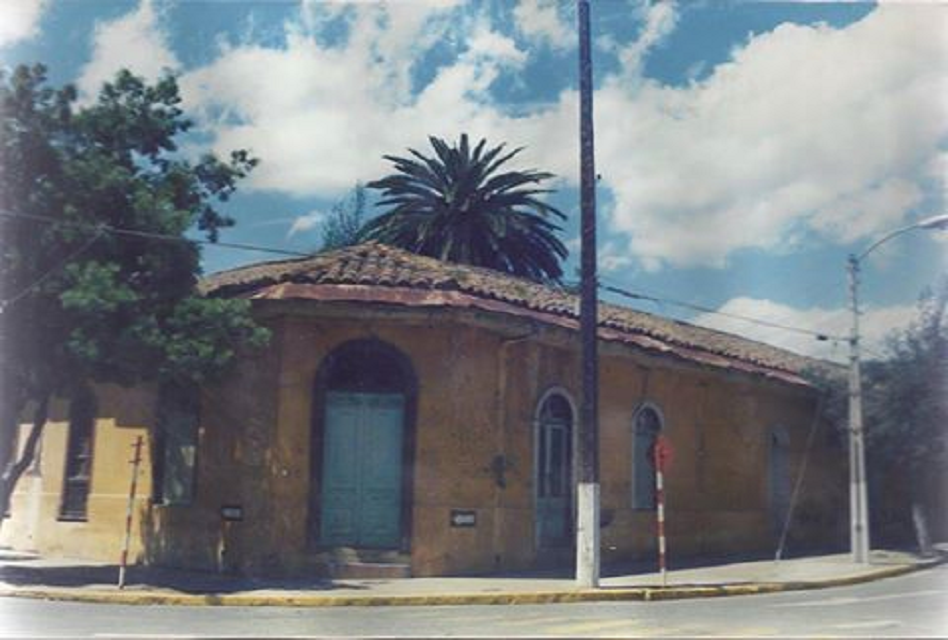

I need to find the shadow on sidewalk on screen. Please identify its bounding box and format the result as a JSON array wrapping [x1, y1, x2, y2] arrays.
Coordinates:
[[0, 563, 369, 593], [503, 547, 845, 581], [2, 544, 937, 596]]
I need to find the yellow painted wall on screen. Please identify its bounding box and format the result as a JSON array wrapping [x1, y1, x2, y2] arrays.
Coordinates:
[[1, 306, 847, 577], [1, 385, 155, 563]]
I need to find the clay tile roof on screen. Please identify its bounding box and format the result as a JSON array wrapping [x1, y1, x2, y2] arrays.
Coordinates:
[[200, 242, 829, 383]]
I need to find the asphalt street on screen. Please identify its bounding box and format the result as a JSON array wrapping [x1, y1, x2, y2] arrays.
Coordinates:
[[0, 563, 946, 638]]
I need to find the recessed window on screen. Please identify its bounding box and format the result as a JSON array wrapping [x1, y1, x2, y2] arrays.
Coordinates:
[[538, 394, 573, 499], [154, 383, 199, 506], [60, 391, 96, 521], [632, 404, 663, 510], [536, 391, 574, 548]]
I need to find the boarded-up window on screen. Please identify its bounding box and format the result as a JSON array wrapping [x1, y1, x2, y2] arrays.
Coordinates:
[[633, 405, 662, 509], [154, 384, 199, 505], [60, 392, 96, 520]]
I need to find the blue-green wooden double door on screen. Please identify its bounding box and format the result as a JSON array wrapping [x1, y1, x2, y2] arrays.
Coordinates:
[[320, 392, 405, 548]]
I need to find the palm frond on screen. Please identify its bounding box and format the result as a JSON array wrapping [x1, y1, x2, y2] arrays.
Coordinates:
[[364, 133, 569, 282]]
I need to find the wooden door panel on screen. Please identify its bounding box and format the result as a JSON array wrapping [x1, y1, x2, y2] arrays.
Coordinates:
[[358, 395, 403, 548], [321, 392, 404, 548], [320, 393, 363, 545]]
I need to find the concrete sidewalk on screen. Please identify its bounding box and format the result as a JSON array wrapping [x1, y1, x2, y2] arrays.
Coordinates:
[[0, 549, 942, 607]]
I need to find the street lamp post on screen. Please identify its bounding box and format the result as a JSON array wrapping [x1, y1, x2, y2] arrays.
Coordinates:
[[847, 213, 948, 564]]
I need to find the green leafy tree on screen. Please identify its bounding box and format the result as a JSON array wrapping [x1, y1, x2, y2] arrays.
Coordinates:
[[0, 64, 268, 523], [362, 134, 568, 283], [319, 183, 367, 252], [813, 279, 948, 551]]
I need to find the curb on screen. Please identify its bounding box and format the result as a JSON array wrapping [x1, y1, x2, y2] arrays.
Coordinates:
[[0, 562, 932, 608]]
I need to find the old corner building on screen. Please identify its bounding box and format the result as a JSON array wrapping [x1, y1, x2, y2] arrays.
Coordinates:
[[1, 243, 848, 578]]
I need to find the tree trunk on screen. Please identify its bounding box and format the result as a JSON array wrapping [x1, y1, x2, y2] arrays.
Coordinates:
[[0, 394, 49, 532], [0, 377, 23, 490], [911, 501, 934, 557]]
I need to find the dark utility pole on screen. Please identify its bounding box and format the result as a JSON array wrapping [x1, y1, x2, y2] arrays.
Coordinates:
[[576, 0, 600, 589]]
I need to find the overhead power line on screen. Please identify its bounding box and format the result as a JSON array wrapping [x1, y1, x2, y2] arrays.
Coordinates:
[[0, 209, 313, 259], [0, 226, 105, 314], [0, 208, 874, 349], [0, 208, 314, 314], [600, 282, 845, 342]]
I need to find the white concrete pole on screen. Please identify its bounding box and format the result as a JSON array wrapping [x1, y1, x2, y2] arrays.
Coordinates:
[[576, 482, 600, 587], [848, 256, 870, 564], [844, 214, 948, 564]]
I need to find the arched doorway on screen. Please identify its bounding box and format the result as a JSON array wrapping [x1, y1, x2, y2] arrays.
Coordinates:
[[535, 389, 575, 549], [310, 340, 416, 549]]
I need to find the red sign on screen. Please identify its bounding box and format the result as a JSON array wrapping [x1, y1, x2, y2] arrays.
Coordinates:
[[651, 436, 673, 472]]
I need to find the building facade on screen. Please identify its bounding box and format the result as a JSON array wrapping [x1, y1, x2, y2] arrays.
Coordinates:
[[1, 243, 847, 577]]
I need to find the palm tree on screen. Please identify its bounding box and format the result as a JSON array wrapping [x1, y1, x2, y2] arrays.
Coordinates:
[[362, 134, 568, 283]]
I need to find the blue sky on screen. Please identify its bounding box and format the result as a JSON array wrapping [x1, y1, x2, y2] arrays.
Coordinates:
[[1, 0, 945, 361]]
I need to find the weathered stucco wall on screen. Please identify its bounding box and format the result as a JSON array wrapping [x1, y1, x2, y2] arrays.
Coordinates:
[[1, 385, 155, 562], [1, 304, 846, 577], [141, 319, 284, 574]]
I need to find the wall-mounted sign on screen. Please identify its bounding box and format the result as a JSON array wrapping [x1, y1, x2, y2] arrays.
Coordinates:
[[221, 505, 243, 521], [450, 509, 476, 528]]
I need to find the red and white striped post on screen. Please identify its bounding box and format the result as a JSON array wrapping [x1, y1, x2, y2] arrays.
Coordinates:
[[656, 464, 667, 586], [118, 436, 144, 590], [652, 436, 672, 587]]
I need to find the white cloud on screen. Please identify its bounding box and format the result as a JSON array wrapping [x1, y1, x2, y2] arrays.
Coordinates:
[[693, 297, 918, 362], [930, 152, 948, 216], [599, 241, 635, 273], [809, 178, 923, 244], [513, 0, 572, 50], [598, 4, 948, 269], [0, 0, 47, 48], [176, 1, 944, 272], [287, 210, 325, 238], [618, 0, 679, 78], [76, 0, 180, 100], [468, 27, 527, 65], [179, 2, 540, 197]]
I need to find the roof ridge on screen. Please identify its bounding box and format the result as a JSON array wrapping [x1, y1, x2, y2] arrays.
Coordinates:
[[199, 242, 832, 377]]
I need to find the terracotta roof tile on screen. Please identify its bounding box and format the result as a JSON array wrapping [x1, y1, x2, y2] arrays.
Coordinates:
[[201, 242, 828, 382]]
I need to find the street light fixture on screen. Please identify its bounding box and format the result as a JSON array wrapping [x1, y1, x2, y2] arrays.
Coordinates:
[[847, 213, 948, 564]]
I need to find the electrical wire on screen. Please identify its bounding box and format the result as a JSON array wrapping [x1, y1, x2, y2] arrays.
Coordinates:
[[0, 227, 105, 314], [0, 208, 906, 354], [774, 389, 828, 562], [600, 282, 844, 342], [0, 209, 313, 259], [599, 276, 903, 361], [0, 208, 315, 314]]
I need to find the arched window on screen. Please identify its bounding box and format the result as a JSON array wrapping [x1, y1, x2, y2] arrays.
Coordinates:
[[535, 389, 575, 548], [632, 404, 663, 510], [538, 393, 573, 499]]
